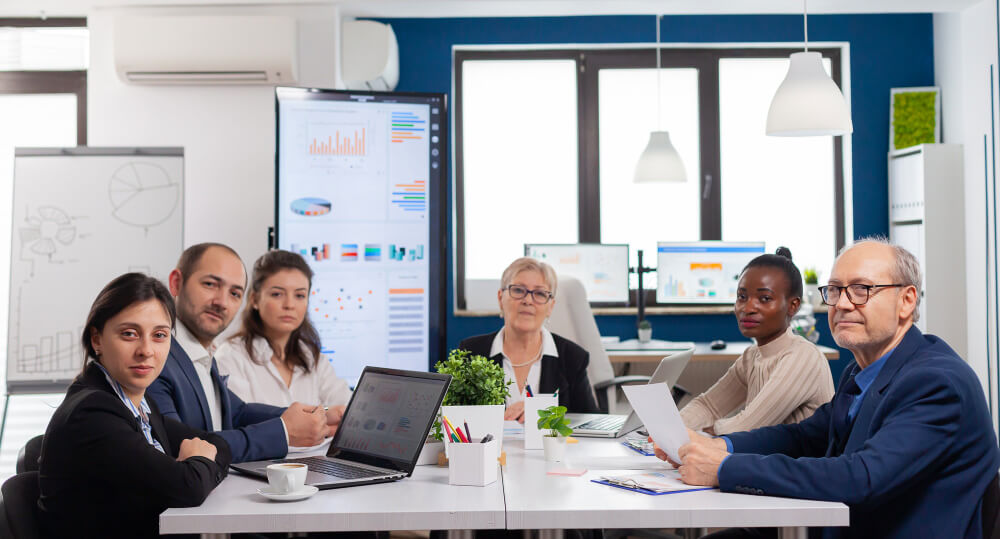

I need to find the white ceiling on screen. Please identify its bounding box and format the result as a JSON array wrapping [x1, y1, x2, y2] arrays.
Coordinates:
[[0, 0, 985, 18]]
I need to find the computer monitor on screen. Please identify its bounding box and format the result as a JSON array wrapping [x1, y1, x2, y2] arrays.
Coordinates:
[[524, 243, 630, 305], [274, 86, 447, 384], [655, 241, 766, 304]]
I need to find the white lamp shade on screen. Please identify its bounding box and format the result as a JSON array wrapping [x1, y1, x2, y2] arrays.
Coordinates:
[[766, 51, 853, 137], [634, 131, 686, 183]]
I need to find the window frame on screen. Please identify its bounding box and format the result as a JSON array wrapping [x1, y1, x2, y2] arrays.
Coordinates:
[[454, 46, 846, 310], [0, 18, 88, 145]]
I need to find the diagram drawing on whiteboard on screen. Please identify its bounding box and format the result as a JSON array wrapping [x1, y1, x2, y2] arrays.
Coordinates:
[[8, 287, 82, 378], [108, 162, 180, 231], [18, 205, 85, 276]]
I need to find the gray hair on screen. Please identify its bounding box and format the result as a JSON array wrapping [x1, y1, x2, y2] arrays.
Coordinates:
[[840, 236, 922, 322], [500, 257, 558, 297]]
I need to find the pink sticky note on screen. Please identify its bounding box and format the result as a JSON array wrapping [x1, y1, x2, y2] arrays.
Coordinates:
[[547, 468, 587, 476]]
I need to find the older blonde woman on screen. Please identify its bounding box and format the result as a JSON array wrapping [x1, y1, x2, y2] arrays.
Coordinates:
[[459, 257, 599, 423]]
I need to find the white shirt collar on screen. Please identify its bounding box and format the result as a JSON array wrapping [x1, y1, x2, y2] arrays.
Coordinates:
[[174, 320, 216, 369], [489, 326, 559, 359]]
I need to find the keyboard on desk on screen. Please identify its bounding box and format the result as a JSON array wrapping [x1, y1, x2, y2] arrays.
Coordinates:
[[279, 457, 386, 479], [575, 415, 627, 431]]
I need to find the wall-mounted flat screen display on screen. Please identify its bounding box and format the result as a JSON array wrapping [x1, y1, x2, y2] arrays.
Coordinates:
[[275, 86, 446, 384]]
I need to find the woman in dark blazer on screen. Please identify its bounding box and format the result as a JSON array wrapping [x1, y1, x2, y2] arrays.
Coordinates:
[[459, 257, 599, 422], [38, 273, 231, 539]]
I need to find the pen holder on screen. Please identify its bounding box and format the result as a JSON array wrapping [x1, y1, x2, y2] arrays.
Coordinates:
[[441, 404, 504, 461], [447, 439, 498, 486], [523, 394, 558, 450]]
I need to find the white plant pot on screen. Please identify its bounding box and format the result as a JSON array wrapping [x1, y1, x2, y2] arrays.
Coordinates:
[[637, 327, 653, 343], [806, 284, 823, 309], [441, 404, 505, 461], [416, 439, 444, 466], [542, 435, 567, 462]]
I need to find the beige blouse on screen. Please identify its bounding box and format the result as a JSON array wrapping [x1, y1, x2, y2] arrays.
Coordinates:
[[679, 328, 835, 435]]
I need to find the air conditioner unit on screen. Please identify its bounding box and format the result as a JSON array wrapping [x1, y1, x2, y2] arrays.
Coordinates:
[[113, 15, 298, 85], [341, 20, 399, 91]]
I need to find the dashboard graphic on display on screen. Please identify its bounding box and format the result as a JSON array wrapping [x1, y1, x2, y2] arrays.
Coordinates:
[[275, 87, 446, 385], [655, 241, 766, 304], [523, 244, 630, 305]]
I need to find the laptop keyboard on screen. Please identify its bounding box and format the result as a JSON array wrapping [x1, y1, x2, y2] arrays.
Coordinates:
[[278, 457, 387, 479], [575, 416, 626, 431]]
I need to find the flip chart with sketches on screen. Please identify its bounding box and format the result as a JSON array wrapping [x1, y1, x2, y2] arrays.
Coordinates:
[[6, 148, 183, 393]]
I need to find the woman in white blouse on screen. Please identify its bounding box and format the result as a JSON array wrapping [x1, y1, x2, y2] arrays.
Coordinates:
[[216, 250, 351, 437]]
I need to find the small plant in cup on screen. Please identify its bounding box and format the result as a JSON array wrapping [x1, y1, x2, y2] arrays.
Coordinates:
[[536, 405, 572, 437], [537, 405, 572, 462], [803, 268, 818, 285]]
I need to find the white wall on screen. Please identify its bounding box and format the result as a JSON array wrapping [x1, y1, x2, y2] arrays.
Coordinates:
[[87, 5, 342, 267], [934, 0, 999, 414]]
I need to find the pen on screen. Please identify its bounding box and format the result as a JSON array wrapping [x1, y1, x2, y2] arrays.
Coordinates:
[[525, 385, 533, 397], [552, 389, 559, 398], [479, 434, 493, 443], [464, 421, 472, 442]]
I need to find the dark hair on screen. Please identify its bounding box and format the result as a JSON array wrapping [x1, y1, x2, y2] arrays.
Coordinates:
[[81, 273, 176, 372], [175, 242, 244, 285], [741, 246, 804, 299], [236, 250, 322, 373]]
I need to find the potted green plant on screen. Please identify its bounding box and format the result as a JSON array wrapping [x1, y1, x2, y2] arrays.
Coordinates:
[[637, 319, 653, 343], [435, 349, 511, 461], [537, 405, 573, 462], [803, 268, 822, 309]]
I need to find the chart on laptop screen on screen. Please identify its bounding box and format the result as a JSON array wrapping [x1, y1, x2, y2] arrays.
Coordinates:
[[656, 241, 766, 304], [275, 88, 446, 385]]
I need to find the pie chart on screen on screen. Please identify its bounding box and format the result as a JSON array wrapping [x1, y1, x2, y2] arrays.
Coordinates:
[[291, 197, 332, 216]]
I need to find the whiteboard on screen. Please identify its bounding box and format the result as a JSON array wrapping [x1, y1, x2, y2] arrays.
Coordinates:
[[7, 148, 184, 393]]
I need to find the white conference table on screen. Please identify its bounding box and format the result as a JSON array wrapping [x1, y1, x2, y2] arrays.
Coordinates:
[[161, 437, 848, 536], [503, 438, 848, 536]]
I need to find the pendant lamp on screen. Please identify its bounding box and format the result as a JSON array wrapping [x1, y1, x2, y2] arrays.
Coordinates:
[[765, 0, 853, 137], [634, 14, 686, 183]]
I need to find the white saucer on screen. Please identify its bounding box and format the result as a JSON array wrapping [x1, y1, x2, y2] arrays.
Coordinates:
[[257, 484, 319, 502]]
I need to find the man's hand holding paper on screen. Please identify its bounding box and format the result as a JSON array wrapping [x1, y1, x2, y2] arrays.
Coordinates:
[[621, 383, 691, 463]]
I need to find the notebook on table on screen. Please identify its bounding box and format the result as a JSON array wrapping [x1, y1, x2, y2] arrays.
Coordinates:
[[231, 366, 451, 489], [567, 348, 693, 438]]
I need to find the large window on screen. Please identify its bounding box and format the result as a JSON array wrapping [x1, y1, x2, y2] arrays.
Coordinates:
[[455, 47, 846, 308], [0, 18, 87, 480]]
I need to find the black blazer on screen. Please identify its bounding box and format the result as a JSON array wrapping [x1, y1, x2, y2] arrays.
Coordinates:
[[38, 362, 232, 539], [459, 330, 599, 414]]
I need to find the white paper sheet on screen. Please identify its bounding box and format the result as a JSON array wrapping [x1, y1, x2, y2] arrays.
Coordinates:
[[622, 383, 690, 462]]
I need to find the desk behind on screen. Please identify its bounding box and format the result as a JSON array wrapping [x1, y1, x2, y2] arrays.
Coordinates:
[[606, 341, 840, 364]]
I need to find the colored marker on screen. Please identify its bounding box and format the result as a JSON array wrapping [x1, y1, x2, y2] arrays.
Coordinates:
[[464, 421, 472, 442], [525, 385, 533, 397]]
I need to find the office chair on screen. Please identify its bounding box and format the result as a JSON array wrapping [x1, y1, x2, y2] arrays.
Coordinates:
[[547, 275, 653, 414], [0, 471, 41, 539], [15, 436, 43, 474], [983, 472, 1000, 539]]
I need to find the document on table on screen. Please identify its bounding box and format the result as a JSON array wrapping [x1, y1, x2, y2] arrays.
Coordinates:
[[598, 470, 700, 493], [622, 383, 689, 462]]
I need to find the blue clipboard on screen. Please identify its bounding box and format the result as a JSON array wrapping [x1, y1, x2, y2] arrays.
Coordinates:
[[621, 441, 655, 456], [591, 479, 716, 496]]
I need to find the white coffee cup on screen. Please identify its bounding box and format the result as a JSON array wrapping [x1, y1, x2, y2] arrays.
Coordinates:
[[266, 463, 308, 494]]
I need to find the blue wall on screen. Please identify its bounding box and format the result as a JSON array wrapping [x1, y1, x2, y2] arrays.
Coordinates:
[[376, 14, 935, 382]]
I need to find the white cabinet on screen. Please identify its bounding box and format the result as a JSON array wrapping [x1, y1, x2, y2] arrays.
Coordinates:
[[888, 144, 966, 358]]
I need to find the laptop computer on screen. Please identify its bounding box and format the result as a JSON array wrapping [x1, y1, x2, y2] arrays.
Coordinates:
[[231, 366, 451, 489], [566, 348, 693, 438]]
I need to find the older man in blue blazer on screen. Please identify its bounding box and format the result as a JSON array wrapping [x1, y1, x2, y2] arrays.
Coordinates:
[[147, 243, 329, 463], [657, 239, 1000, 539]]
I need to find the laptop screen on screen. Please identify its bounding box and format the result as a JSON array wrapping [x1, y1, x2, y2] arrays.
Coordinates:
[[333, 369, 448, 464]]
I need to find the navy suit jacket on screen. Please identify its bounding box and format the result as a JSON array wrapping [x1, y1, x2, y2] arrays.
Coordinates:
[[720, 326, 1000, 539], [146, 339, 288, 463]]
